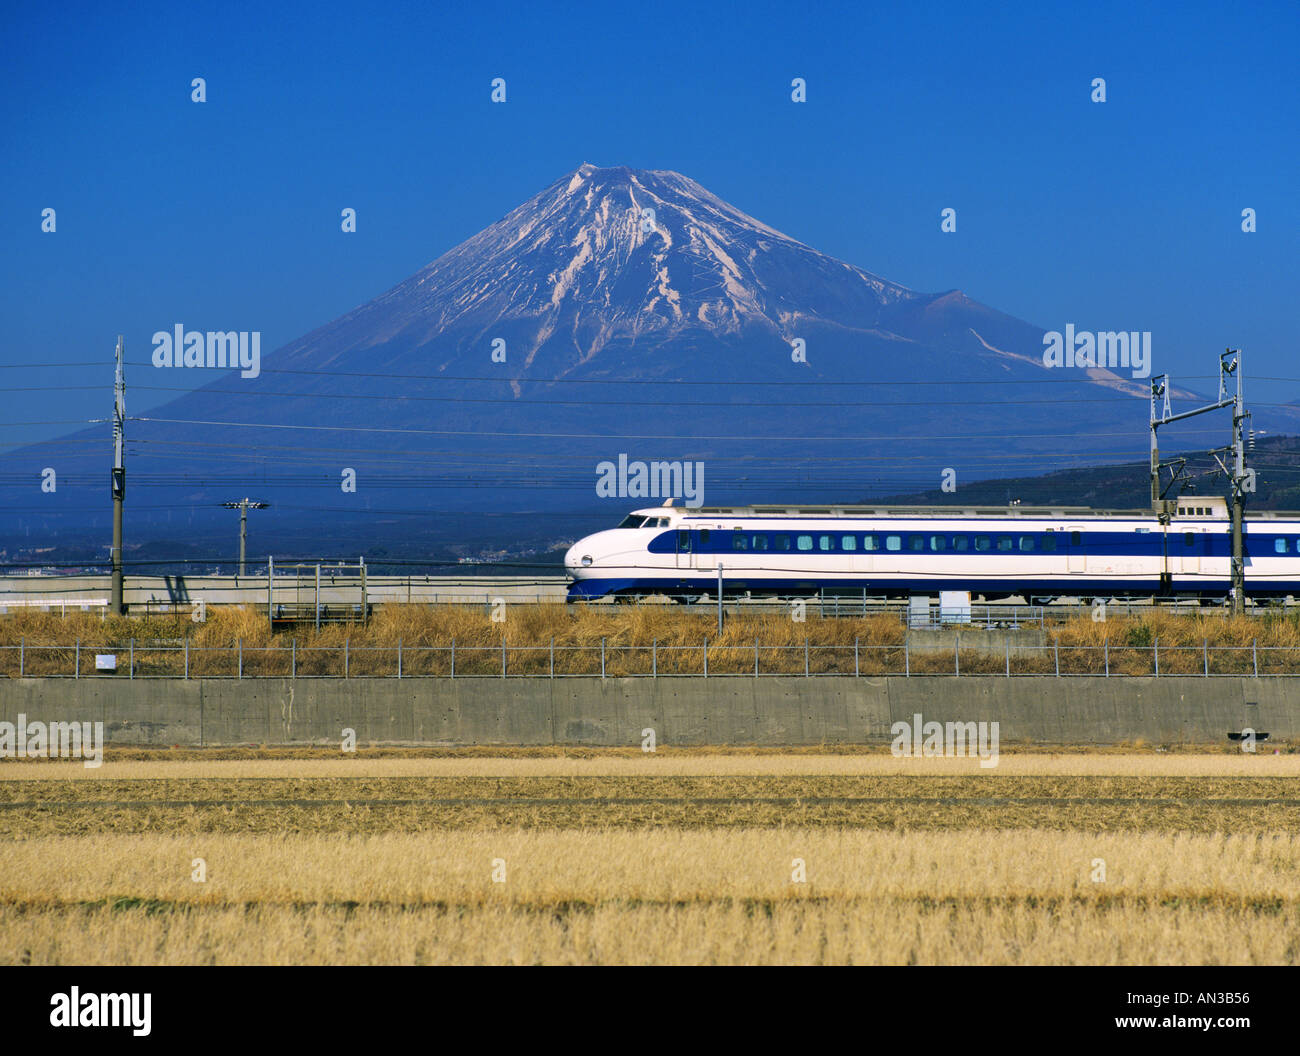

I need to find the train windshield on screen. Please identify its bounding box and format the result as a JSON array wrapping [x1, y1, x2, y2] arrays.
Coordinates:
[[616, 514, 648, 529]]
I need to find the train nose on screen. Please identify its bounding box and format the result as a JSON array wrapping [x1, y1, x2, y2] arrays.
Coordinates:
[[565, 539, 595, 575]]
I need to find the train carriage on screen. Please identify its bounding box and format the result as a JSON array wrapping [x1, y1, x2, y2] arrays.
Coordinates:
[[564, 497, 1300, 603]]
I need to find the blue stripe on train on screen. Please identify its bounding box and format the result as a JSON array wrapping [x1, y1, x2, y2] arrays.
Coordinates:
[[565, 576, 1298, 600]]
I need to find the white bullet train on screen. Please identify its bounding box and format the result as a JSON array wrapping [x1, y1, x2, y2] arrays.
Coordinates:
[[564, 497, 1300, 603]]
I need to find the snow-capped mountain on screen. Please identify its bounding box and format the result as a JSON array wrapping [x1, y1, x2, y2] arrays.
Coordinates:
[[9, 163, 1292, 552]]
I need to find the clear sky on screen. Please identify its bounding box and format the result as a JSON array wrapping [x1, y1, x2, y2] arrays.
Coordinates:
[[2, 0, 1297, 446]]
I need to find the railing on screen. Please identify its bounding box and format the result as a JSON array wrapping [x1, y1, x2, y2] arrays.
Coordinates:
[[3, 636, 1299, 678]]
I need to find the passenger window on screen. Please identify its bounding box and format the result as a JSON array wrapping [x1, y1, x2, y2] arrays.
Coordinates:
[[732, 533, 748, 551], [908, 536, 924, 551], [1041, 536, 1056, 552], [997, 537, 1013, 551], [677, 530, 691, 552], [1019, 536, 1034, 552], [930, 535, 946, 551], [775, 534, 791, 551], [752, 534, 769, 551], [953, 536, 969, 551], [841, 535, 857, 551], [975, 536, 991, 552], [796, 535, 813, 551], [1276, 538, 1289, 554], [886, 535, 901, 552], [818, 534, 834, 551], [863, 535, 879, 551]]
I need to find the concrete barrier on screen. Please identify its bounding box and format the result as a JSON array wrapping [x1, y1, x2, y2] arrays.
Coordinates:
[[2, 676, 1296, 747]]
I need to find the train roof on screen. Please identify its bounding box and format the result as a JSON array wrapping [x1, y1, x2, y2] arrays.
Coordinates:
[[677, 498, 1300, 520]]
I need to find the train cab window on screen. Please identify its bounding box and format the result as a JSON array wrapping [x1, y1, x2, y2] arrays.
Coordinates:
[[930, 535, 946, 551], [732, 533, 749, 551], [886, 534, 902, 552], [1184, 533, 1194, 545], [975, 536, 991, 552], [752, 534, 769, 551], [1276, 538, 1290, 554], [952, 536, 969, 551], [1041, 536, 1056, 552], [818, 535, 834, 551], [841, 535, 857, 551], [908, 535, 925, 552], [863, 534, 880, 551], [796, 535, 813, 551], [677, 530, 691, 552], [775, 534, 792, 551], [618, 515, 647, 528], [1019, 536, 1034, 552], [1070, 531, 1082, 546], [997, 537, 1013, 552]]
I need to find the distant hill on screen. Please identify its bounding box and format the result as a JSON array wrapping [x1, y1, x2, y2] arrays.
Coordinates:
[[878, 435, 1300, 510]]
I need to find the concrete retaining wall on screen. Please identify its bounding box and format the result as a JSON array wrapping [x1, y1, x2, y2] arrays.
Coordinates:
[[2, 676, 1296, 747]]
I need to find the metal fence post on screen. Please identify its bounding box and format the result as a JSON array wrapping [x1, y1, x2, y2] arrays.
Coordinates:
[[184, 637, 189, 680], [502, 638, 507, 679], [1253, 637, 1258, 678], [1153, 637, 1159, 677], [600, 637, 605, 679], [854, 636, 859, 678], [396, 639, 401, 679], [451, 638, 456, 679], [75, 639, 79, 679], [238, 638, 243, 680], [652, 638, 657, 678], [19, 637, 23, 678], [755, 637, 760, 678], [293, 638, 297, 680], [1203, 638, 1209, 677], [703, 638, 708, 678], [1054, 638, 1059, 677], [955, 637, 960, 677], [1005, 635, 1010, 677], [129, 637, 134, 679], [905, 637, 909, 677], [1104, 637, 1109, 677], [550, 636, 554, 679], [344, 638, 349, 679]]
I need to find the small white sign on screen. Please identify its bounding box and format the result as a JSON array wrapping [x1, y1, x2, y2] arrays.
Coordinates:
[[95, 654, 117, 671]]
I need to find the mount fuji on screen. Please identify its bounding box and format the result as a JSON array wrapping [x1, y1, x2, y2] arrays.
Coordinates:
[[9, 163, 1290, 560]]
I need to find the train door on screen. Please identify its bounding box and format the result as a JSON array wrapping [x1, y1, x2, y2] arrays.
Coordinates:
[[692, 525, 719, 571], [1067, 527, 1086, 573], [675, 527, 692, 569], [1179, 530, 1201, 574]]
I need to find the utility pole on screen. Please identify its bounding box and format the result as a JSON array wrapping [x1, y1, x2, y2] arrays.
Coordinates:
[[1227, 351, 1248, 615], [110, 335, 126, 614], [221, 498, 269, 576], [1149, 350, 1250, 614]]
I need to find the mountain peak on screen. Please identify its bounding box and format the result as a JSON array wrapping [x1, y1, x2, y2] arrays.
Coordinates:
[[346, 164, 918, 366]]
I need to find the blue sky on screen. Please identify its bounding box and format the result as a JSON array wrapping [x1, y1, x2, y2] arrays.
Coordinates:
[[2, 0, 1297, 446]]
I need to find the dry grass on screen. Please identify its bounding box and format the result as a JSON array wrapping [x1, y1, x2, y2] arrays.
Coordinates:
[[1, 774, 1297, 836], [5, 604, 1300, 676], [2, 830, 1298, 964], [4, 740, 1299, 963]]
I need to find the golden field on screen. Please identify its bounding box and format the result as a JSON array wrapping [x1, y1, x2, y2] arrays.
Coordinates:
[[0, 752, 1298, 964]]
